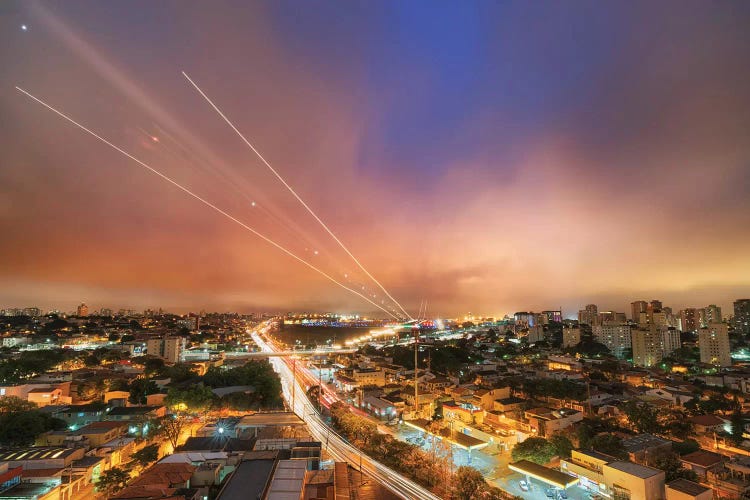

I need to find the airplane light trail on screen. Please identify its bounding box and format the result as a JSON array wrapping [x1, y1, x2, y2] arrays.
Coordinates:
[[182, 71, 414, 321], [15, 86, 400, 321]]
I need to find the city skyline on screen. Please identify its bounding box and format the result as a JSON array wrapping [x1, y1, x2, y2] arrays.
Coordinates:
[[1, 1, 749, 316]]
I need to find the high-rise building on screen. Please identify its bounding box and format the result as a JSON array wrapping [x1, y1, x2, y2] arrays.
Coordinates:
[[578, 304, 599, 326], [631, 324, 678, 367], [593, 323, 632, 359], [77, 303, 89, 317], [164, 337, 185, 364], [146, 336, 186, 363], [632, 327, 662, 368], [540, 310, 562, 324], [598, 311, 620, 323], [705, 305, 722, 324], [562, 327, 581, 348], [733, 299, 750, 336], [696, 308, 708, 329], [514, 312, 534, 329], [649, 300, 663, 311], [638, 309, 667, 327], [631, 301, 648, 322], [660, 327, 681, 356], [22, 307, 41, 317], [679, 308, 698, 332], [699, 323, 731, 367]]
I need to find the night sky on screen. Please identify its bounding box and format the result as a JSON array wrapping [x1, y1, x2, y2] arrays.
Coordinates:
[[1, 1, 749, 317]]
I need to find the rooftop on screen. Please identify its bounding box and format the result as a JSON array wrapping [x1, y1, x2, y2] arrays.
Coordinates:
[[107, 405, 162, 416], [622, 433, 671, 453], [681, 450, 723, 467], [216, 457, 276, 500], [688, 414, 726, 426], [509, 460, 579, 489], [0, 447, 78, 461], [573, 449, 618, 463], [237, 412, 304, 428], [667, 478, 711, 496], [605, 461, 663, 479]]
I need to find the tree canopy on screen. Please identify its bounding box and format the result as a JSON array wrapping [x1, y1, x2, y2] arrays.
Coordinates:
[[511, 437, 556, 465]]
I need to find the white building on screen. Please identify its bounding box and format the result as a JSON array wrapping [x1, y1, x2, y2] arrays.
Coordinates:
[[632, 327, 662, 368], [146, 336, 186, 363], [593, 324, 631, 359], [698, 323, 731, 367], [660, 328, 681, 356]]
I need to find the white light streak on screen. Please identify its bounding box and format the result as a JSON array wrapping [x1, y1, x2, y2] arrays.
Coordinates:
[[182, 71, 413, 320], [16, 86, 400, 320]]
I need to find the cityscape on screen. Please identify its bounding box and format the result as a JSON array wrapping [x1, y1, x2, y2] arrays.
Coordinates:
[[1, 2, 750, 500]]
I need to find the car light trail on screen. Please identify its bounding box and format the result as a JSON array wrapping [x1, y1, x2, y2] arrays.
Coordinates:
[[252, 329, 440, 500], [15, 86, 400, 320], [182, 71, 414, 321]]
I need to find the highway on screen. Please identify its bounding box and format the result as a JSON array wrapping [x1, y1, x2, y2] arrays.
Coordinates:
[[251, 330, 441, 500], [224, 347, 357, 358]]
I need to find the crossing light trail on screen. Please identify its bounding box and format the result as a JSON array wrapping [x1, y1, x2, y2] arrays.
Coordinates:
[[182, 71, 414, 321], [15, 86, 401, 321]]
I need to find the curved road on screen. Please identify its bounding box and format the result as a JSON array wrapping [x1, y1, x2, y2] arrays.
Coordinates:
[[252, 331, 441, 500]]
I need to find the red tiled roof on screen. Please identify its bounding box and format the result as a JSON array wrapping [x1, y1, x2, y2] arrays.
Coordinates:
[[131, 463, 195, 488], [112, 485, 180, 499], [681, 450, 723, 467], [0, 466, 22, 483], [21, 468, 63, 478], [688, 415, 726, 426]]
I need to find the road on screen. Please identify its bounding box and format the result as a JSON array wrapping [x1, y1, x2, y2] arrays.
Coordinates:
[[252, 330, 441, 500]]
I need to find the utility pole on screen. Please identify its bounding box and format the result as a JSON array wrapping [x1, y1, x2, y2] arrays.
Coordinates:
[[292, 358, 297, 415], [318, 364, 323, 413], [414, 326, 419, 420]]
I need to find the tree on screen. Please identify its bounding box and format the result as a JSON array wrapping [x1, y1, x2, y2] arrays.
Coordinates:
[[128, 378, 159, 405], [0, 410, 66, 446], [590, 434, 627, 459], [160, 363, 197, 383], [730, 409, 745, 445], [130, 443, 159, 470], [666, 415, 693, 440], [449, 466, 488, 500], [0, 396, 37, 414], [165, 385, 215, 412], [622, 401, 663, 434], [549, 434, 573, 459], [84, 354, 101, 367], [652, 453, 698, 482], [203, 360, 282, 408], [511, 437, 556, 464], [576, 421, 596, 449], [143, 357, 165, 375], [673, 439, 700, 456], [96, 467, 130, 495], [157, 416, 187, 450]]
